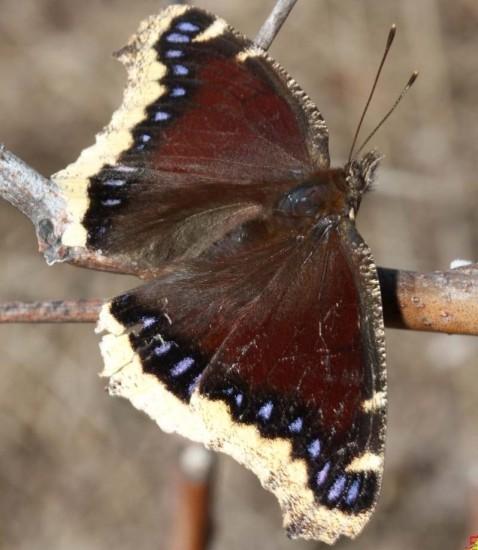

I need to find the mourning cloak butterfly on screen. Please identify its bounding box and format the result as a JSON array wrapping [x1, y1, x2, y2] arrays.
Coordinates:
[[53, 5, 386, 544]]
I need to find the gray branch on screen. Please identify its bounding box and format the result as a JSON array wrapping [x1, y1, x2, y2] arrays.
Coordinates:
[[254, 0, 299, 50], [0, 145, 70, 264]]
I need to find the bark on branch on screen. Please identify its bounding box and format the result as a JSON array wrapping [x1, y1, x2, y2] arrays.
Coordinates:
[[1, 267, 477, 335], [0, 299, 104, 323], [379, 266, 478, 336], [0, 145, 69, 265]]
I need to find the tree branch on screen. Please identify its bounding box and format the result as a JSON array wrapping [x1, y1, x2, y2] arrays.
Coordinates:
[[255, 0, 299, 50], [0, 299, 104, 323], [1, 266, 477, 335], [0, 146, 70, 265], [379, 265, 478, 335]]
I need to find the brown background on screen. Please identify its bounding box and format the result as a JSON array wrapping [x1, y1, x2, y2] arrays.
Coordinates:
[[0, 1, 477, 549]]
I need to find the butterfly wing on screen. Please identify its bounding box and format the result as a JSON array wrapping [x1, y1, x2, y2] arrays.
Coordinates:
[[96, 218, 297, 442], [53, 5, 328, 270], [193, 219, 386, 543], [97, 216, 386, 543]]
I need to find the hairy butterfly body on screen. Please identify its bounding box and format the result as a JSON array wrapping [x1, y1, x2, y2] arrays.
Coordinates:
[[53, 5, 386, 544]]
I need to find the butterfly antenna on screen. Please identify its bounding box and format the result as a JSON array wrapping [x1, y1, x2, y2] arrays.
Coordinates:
[[348, 24, 397, 163], [355, 71, 419, 157]]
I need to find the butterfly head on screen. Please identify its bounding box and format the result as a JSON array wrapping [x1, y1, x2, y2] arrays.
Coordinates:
[[343, 149, 383, 218]]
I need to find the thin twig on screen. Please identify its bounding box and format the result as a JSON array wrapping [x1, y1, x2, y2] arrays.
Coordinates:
[[0, 299, 104, 323], [1, 266, 477, 335], [254, 0, 299, 50], [170, 445, 216, 550]]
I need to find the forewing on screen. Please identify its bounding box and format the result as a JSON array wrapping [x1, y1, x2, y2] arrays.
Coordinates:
[[192, 221, 386, 543], [53, 5, 329, 269]]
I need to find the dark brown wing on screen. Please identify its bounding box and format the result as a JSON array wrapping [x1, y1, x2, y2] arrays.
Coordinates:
[[96, 219, 296, 441], [96, 217, 386, 543], [53, 5, 328, 270]]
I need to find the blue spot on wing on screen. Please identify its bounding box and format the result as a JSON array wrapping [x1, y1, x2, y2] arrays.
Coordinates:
[[154, 111, 171, 121], [173, 64, 189, 76], [327, 475, 347, 502], [345, 478, 361, 505], [141, 315, 158, 328], [257, 401, 274, 420], [308, 439, 321, 458], [188, 374, 201, 395], [165, 49, 184, 58], [170, 87, 186, 98], [317, 462, 330, 486], [170, 357, 195, 377], [154, 341, 173, 356], [104, 179, 126, 187], [166, 32, 190, 43], [288, 417, 303, 433], [102, 198, 122, 207], [176, 22, 200, 32]]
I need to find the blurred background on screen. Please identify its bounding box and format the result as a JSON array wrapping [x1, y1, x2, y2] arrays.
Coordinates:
[[0, 0, 477, 549]]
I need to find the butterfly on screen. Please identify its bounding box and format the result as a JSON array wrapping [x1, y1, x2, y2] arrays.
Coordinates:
[[52, 5, 387, 544]]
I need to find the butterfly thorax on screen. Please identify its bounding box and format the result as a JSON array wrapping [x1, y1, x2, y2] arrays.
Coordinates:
[[277, 150, 382, 224]]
